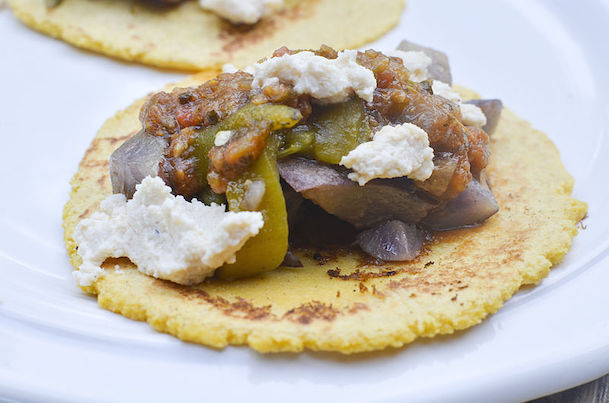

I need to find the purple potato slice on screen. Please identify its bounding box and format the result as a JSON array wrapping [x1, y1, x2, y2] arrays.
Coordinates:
[[109, 130, 166, 198], [423, 171, 498, 230], [281, 249, 304, 267], [278, 157, 437, 229], [357, 220, 423, 261]]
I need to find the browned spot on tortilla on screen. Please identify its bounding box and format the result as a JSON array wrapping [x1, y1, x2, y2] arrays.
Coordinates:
[[97, 173, 108, 187], [371, 284, 385, 298], [80, 135, 132, 170], [358, 282, 368, 293], [327, 266, 418, 281], [310, 252, 336, 266], [159, 281, 275, 321], [356, 254, 386, 267], [386, 235, 529, 295], [78, 207, 91, 219], [219, 1, 316, 54], [221, 297, 273, 320], [348, 303, 369, 314], [218, 19, 277, 54], [283, 300, 338, 324], [82, 140, 102, 164], [82, 160, 110, 168], [101, 132, 133, 145], [387, 277, 449, 294], [298, 246, 352, 264]]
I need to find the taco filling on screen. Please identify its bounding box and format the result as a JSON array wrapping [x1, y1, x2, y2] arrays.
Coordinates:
[[74, 41, 503, 286]]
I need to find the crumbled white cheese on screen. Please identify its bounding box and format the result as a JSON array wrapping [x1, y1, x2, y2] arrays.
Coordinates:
[[199, 0, 282, 24], [340, 123, 434, 185], [241, 180, 266, 211], [387, 50, 432, 82], [214, 130, 233, 146], [222, 64, 239, 74], [432, 81, 486, 128], [73, 176, 263, 286], [252, 50, 377, 103], [432, 80, 462, 103], [222, 64, 255, 75], [460, 103, 487, 128]]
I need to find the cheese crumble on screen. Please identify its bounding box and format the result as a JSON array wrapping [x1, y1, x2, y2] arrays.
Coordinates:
[[222, 63, 255, 75], [387, 50, 432, 82], [252, 50, 377, 103], [199, 0, 282, 24], [432, 80, 462, 103], [340, 123, 434, 185], [215, 130, 233, 146], [432, 81, 487, 128], [73, 176, 263, 286], [460, 103, 488, 128]]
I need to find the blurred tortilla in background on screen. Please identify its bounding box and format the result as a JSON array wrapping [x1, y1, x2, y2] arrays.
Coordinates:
[[7, 0, 405, 70]]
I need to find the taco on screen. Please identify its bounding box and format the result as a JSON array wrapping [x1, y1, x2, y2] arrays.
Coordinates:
[[63, 42, 587, 353], [7, 0, 405, 71]]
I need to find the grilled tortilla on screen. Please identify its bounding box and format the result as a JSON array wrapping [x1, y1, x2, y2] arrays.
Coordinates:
[[62, 71, 587, 354], [7, 0, 404, 71]]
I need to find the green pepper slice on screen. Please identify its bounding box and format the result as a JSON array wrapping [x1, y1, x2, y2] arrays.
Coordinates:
[[277, 126, 315, 159], [215, 136, 288, 279], [310, 97, 372, 164], [193, 126, 217, 191], [191, 104, 299, 279]]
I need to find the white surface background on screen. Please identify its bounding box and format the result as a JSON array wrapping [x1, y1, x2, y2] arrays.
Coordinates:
[[1, 0, 608, 402]]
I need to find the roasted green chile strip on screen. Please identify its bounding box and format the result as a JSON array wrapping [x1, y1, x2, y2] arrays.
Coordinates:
[[206, 104, 302, 193], [216, 137, 288, 279], [310, 98, 372, 164], [277, 127, 315, 159], [189, 106, 298, 278]]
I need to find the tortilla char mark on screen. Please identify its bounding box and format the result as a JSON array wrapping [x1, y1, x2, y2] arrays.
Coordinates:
[[327, 266, 418, 281], [307, 251, 339, 266], [282, 300, 339, 324], [157, 278, 373, 324], [159, 280, 274, 320], [384, 233, 529, 303], [81, 135, 131, 171], [218, 0, 317, 54], [323, 247, 434, 281]]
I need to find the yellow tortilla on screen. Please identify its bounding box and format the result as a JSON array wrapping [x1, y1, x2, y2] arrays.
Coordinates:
[[8, 0, 405, 71], [62, 71, 587, 353]]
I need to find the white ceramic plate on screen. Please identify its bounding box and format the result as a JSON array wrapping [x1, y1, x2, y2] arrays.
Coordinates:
[[1, 1, 608, 402]]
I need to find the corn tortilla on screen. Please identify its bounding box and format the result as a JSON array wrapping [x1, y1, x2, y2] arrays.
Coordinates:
[[62, 71, 587, 353], [8, 0, 405, 71]]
